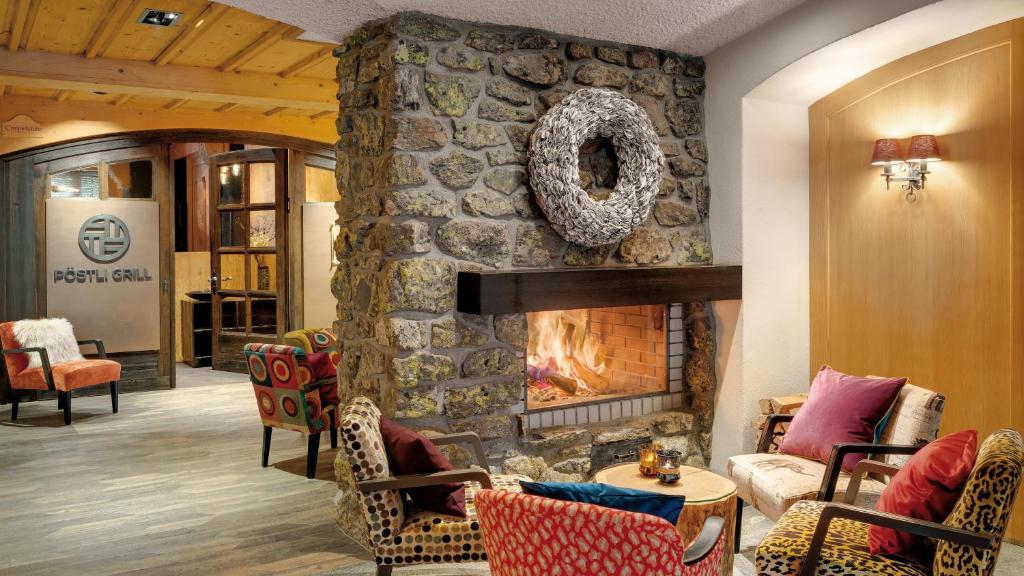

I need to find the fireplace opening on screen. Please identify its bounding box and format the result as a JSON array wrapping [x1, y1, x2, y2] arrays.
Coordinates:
[[525, 305, 668, 411]]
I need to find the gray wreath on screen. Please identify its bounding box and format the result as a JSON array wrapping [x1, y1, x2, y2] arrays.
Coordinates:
[[528, 88, 665, 247]]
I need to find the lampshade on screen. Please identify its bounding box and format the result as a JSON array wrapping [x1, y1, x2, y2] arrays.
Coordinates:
[[907, 134, 941, 162], [871, 138, 903, 165]]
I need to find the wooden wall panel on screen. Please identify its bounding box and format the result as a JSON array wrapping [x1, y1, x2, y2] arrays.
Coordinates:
[[810, 20, 1023, 541]]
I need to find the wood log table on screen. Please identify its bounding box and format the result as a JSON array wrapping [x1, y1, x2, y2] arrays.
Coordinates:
[[593, 463, 737, 574]]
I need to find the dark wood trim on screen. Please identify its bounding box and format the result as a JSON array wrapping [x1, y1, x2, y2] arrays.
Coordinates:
[[357, 469, 494, 492], [428, 432, 489, 470], [756, 413, 794, 453], [817, 443, 922, 501], [456, 265, 742, 315]]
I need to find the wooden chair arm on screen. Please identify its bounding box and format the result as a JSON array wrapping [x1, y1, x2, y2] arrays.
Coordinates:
[[429, 432, 489, 470], [817, 443, 922, 501], [799, 503, 994, 576], [76, 339, 107, 358], [844, 460, 902, 504], [756, 413, 794, 453], [357, 469, 493, 492], [683, 516, 725, 566], [1, 346, 55, 390]]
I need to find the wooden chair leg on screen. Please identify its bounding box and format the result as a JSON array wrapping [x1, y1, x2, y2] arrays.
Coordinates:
[[734, 497, 744, 552], [262, 426, 273, 467], [10, 389, 18, 421], [306, 432, 321, 479], [330, 420, 337, 449], [376, 564, 393, 576], [110, 382, 118, 413], [62, 391, 71, 425]]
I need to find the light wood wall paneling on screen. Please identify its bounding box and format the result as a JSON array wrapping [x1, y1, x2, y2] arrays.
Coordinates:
[[810, 20, 1023, 541]]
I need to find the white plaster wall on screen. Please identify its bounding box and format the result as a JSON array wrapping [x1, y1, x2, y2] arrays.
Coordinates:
[[705, 0, 1024, 471]]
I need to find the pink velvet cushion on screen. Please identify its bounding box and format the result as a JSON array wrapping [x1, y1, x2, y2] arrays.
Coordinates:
[[779, 365, 906, 471], [869, 430, 977, 555]]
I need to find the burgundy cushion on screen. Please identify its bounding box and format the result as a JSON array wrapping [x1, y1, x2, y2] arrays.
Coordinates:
[[379, 416, 466, 517], [779, 365, 906, 471], [306, 352, 337, 381], [869, 430, 977, 555]]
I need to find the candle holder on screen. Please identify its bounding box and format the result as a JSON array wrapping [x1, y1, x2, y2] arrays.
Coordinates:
[[657, 449, 682, 485], [638, 443, 661, 477]]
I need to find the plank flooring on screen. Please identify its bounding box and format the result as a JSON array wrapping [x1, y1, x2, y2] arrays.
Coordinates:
[[1, 366, 1022, 575]]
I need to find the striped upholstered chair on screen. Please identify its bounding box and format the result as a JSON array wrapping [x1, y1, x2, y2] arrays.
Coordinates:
[[755, 428, 1024, 576], [243, 343, 339, 478]]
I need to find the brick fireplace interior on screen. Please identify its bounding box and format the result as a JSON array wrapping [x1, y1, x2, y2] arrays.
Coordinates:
[[526, 305, 668, 410]]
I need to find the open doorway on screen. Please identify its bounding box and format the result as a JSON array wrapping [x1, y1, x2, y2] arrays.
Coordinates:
[[0, 130, 337, 401]]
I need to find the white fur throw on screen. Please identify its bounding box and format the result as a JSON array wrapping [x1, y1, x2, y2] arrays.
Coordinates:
[[12, 318, 85, 368]]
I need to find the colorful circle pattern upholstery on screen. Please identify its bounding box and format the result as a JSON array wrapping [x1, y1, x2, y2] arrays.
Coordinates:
[[243, 342, 338, 434]]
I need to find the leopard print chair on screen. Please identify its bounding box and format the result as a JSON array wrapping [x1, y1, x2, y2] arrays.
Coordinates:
[[338, 396, 530, 576], [755, 428, 1024, 576]]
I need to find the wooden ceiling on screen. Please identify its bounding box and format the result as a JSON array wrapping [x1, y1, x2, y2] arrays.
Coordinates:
[[0, 0, 337, 118]]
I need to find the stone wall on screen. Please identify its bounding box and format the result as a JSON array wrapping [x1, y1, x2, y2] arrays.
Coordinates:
[[331, 12, 717, 548]]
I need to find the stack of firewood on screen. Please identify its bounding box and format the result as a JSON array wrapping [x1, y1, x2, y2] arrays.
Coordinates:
[[753, 393, 807, 452]]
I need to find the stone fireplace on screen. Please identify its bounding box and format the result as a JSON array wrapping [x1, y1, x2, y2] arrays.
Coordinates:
[[330, 12, 736, 549]]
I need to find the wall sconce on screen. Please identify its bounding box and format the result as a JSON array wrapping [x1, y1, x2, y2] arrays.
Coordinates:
[[871, 135, 942, 202]]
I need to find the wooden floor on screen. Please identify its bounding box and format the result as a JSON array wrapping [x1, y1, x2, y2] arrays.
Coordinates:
[[0, 369, 371, 576], [2, 366, 1022, 576]]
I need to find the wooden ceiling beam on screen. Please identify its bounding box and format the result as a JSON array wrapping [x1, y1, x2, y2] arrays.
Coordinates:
[[0, 49, 337, 112], [215, 102, 239, 113], [111, 94, 131, 105], [164, 99, 187, 110], [154, 3, 228, 66], [263, 106, 286, 116], [7, 0, 31, 52], [21, 0, 42, 50], [84, 0, 138, 59], [218, 22, 299, 72], [309, 110, 334, 120], [279, 46, 333, 78], [54, 89, 73, 102]]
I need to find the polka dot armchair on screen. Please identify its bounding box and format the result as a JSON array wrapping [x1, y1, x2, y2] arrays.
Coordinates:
[[244, 343, 339, 479], [338, 396, 530, 576]]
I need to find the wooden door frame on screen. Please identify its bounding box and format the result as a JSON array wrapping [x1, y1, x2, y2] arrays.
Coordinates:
[[286, 149, 336, 332]]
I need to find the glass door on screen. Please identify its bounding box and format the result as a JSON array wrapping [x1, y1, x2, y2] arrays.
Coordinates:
[[209, 149, 288, 372]]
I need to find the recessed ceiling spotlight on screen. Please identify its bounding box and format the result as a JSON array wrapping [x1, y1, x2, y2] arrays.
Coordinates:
[[138, 9, 182, 27]]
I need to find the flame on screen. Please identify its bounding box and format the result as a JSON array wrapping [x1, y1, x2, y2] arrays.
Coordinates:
[[526, 309, 606, 395]]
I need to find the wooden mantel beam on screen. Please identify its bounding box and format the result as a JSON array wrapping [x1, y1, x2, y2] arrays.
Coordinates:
[[0, 48, 337, 112]]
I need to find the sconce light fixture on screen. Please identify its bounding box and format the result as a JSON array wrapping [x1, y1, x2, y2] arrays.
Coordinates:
[[871, 134, 942, 202]]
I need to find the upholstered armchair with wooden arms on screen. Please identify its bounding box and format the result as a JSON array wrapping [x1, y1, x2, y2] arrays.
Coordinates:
[[0, 320, 121, 425], [476, 489, 728, 576], [339, 397, 529, 576], [282, 327, 340, 367], [756, 428, 1023, 576], [727, 383, 944, 551]]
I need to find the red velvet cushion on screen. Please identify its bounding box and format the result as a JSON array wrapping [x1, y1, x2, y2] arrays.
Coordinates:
[[379, 416, 467, 517], [306, 352, 337, 381], [779, 366, 906, 471], [869, 430, 977, 555]]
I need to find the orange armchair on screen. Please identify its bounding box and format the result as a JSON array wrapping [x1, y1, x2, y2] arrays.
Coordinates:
[[0, 321, 121, 425]]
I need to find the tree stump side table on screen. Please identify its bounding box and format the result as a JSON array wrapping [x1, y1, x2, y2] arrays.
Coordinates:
[[593, 463, 737, 574]]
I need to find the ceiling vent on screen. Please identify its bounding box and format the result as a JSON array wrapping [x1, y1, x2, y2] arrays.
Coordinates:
[[137, 9, 182, 27]]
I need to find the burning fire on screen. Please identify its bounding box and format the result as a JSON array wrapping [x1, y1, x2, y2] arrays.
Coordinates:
[[526, 310, 610, 402]]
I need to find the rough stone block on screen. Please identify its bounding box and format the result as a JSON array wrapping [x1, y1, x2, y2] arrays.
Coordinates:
[[574, 63, 630, 88], [380, 259, 456, 313], [430, 150, 485, 189], [502, 454, 547, 479], [479, 99, 537, 123], [483, 168, 526, 194], [436, 220, 511, 266], [493, 314, 527, 349], [390, 117, 447, 151], [486, 79, 534, 106], [424, 71, 481, 117], [436, 46, 485, 71], [654, 200, 698, 226], [452, 119, 508, 150], [462, 347, 519, 377], [665, 98, 702, 137], [389, 154, 427, 187], [503, 54, 566, 86], [463, 189, 515, 217], [444, 378, 519, 418], [449, 415, 515, 441], [595, 45, 627, 66], [516, 32, 558, 50], [465, 30, 516, 54], [514, 222, 564, 266], [384, 189, 455, 218], [391, 352, 457, 388], [618, 227, 671, 265], [396, 13, 460, 41], [395, 387, 440, 419]]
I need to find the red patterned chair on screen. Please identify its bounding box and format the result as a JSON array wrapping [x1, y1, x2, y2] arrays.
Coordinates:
[[282, 327, 340, 368], [243, 343, 339, 479], [1, 320, 121, 425], [475, 489, 727, 576]]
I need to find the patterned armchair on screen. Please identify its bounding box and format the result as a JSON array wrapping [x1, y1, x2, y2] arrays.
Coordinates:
[[0, 320, 121, 425], [282, 327, 339, 368], [475, 489, 727, 576], [338, 397, 530, 576], [243, 343, 339, 479], [728, 383, 944, 550], [756, 429, 1024, 576]]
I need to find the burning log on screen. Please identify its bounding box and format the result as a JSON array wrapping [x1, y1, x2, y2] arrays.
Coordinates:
[[547, 373, 579, 395], [570, 357, 610, 394]]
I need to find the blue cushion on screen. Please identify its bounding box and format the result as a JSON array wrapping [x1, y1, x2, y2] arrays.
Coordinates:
[[518, 481, 685, 525]]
